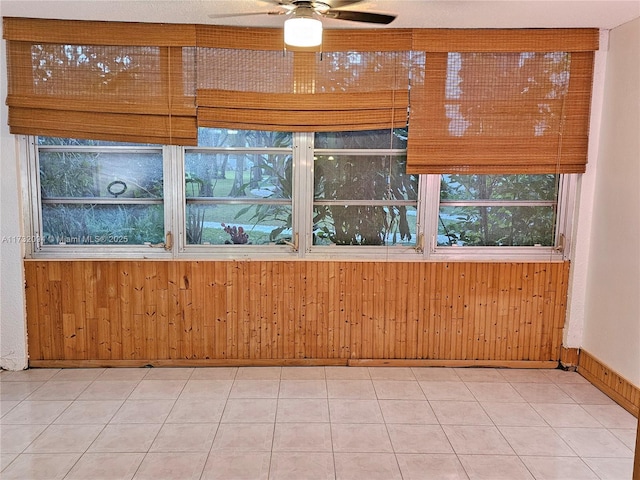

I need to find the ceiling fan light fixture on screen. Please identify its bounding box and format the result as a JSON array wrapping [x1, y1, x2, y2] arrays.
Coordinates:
[[284, 7, 322, 48]]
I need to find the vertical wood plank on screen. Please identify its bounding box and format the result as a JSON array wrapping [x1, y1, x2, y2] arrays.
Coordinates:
[[143, 262, 158, 360], [362, 262, 375, 359], [475, 262, 485, 360], [531, 264, 546, 361], [452, 262, 464, 360], [167, 261, 181, 359], [24, 263, 43, 360], [396, 262, 409, 359], [418, 263, 428, 359], [427, 263, 440, 358], [461, 262, 475, 360], [190, 261, 204, 359], [131, 262, 146, 359], [522, 263, 534, 361], [283, 262, 295, 359], [405, 262, 419, 359], [440, 263, 452, 359], [318, 261, 327, 359], [155, 262, 169, 359], [306, 261, 317, 359], [342, 263, 353, 359], [326, 262, 336, 358]]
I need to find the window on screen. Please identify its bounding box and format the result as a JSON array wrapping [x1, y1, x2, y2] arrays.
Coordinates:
[[183, 129, 293, 247], [35, 137, 165, 249], [24, 130, 573, 260], [437, 174, 558, 247], [312, 129, 418, 248]]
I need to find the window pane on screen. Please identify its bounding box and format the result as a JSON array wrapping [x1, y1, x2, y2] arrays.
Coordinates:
[[37, 137, 159, 147], [186, 153, 292, 200], [42, 204, 164, 245], [438, 205, 555, 246], [440, 174, 558, 201], [315, 128, 407, 149], [40, 151, 163, 199], [313, 129, 417, 248], [314, 205, 417, 246], [197, 128, 292, 148], [185, 128, 294, 246], [186, 204, 292, 245], [37, 137, 165, 248], [314, 155, 416, 201]]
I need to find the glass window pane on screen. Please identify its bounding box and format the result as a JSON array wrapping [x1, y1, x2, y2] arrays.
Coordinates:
[[37, 137, 160, 147], [314, 155, 416, 202], [315, 128, 407, 149], [313, 129, 417, 249], [42, 204, 164, 245], [438, 205, 555, 246], [185, 128, 294, 247], [197, 128, 292, 148], [313, 205, 417, 246], [40, 151, 163, 199], [186, 204, 292, 245], [185, 153, 292, 199], [440, 174, 558, 201]]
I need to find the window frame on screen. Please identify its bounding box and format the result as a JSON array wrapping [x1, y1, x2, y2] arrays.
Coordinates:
[[177, 138, 300, 260], [423, 173, 576, 261], [20, 134, 575, 262], [23, 136, 174, 259], [305, 131, 422, 259]]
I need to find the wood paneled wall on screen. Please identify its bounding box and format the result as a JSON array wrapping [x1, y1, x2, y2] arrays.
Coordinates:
[[24, 261, 570, 365], [578, 350, 640, 418]]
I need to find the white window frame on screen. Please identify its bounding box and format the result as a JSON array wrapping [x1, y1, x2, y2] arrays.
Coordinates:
[[177, 139, 300, 260], [22, 136, 173, 259], [303, 131, 423, 261], [422, 173, 576, 262], [20, 134, 575, 262]]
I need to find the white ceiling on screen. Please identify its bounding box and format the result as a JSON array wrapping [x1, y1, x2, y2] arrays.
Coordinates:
[[1, 0, 639, 30]]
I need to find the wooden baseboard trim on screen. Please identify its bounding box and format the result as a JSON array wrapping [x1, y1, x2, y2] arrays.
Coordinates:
[[347, 359, 559, 369], [577, 349, 640, 418], [560, 346, 580, 369], [29, 358, 560, 369], [634, 414, 640, 480], [28, 359, 348, 368]]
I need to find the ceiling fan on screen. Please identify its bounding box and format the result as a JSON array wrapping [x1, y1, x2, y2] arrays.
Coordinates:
[[210, 1, 397, 48]]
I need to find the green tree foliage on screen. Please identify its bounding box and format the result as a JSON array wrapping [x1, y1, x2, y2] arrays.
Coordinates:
[[313, 129, 418, 246], [439, 174, 558, 246]]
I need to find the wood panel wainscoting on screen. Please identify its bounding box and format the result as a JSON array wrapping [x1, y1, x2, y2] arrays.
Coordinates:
[[577, 349, 640, 418], [24, 260, 570, 368]]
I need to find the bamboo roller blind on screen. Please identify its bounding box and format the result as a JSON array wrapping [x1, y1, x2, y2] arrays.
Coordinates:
[[195, 27, 411, 132], [3, 18, 198, 145], [408, 29, 598, 174], [3, 18, 598, 171]]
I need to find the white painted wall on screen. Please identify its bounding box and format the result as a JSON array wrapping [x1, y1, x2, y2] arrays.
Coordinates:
[[0, 18, 28, 370], [581, 17, 640, 386], [564, 29, 610, 350]]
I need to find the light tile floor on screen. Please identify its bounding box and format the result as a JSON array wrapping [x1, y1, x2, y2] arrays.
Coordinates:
[[0, 366, 636, 480]]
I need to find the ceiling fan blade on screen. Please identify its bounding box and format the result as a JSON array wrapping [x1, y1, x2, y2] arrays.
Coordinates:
[[318, 0, 365, 7], [324, 9, 396, 24], [208, 11, 286, 19], [266, 0, 363, 7]]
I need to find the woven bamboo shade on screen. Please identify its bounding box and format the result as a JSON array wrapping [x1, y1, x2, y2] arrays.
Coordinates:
[[3, 18, 598, 167], [3, 17, 197, 145], [195, 26, 410, 132], [407, 29, 598, 174]]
